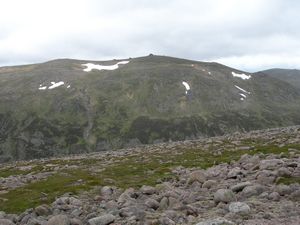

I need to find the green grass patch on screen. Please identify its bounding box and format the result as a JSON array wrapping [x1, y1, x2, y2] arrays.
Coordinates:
[[276, 176, 300, 185], [0, 169, 101, 213]]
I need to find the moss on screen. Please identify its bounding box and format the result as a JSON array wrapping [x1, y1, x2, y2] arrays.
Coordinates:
[[276, 176, 300, 185], [0, 168, 27, 178], [0, 169, 101, 213]]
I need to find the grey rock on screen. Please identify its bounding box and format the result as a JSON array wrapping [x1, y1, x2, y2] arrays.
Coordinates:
[[259, 159, 283, 170], [241, 185, 266, 198], [159, 197, 169, 210], [277, 167, 292, 177], [35, 204, 51, 216], [159, 217, 176, 225], [88, 214, 115, 225], [214, 189, 235, 203], [227, 167, 244, 179], [70, 218, 83, 225], [268, 192, 280, 201], [276, 184, 292, 196], [188, 170, 207, 184], [140, 185, 157, 195], [202, 180, 217, 189], [230, 181, 251, 192], [145, 198, 159, 210], [46, 215, 71, 225], [0, 219, 15, 225], [195, 218, 235, 225], [228, 202, 250, 214]]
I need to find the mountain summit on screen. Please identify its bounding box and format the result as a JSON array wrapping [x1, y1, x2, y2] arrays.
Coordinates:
[[1, 55, 300, 161]]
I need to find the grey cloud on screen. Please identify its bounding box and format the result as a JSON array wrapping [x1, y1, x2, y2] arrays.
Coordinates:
[[0, 0, 300, 71]]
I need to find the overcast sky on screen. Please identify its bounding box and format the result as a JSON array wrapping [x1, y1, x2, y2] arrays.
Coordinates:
[[0, 0, 299, 71]]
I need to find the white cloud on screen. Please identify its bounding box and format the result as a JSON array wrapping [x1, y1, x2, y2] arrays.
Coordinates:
[[0, 0, 299, 71]]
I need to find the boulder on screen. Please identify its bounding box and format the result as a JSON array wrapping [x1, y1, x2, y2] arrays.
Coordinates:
[[46, 215, 71, 225], [230, 181, 251, 192], [241, 185, 266, 198], [259, 159, 283, 170], [0, 219, 15, 225], [88, 214, 115, 225], [140, 185, 157, 195], [228, 202, 250, 214], [35, 204, 51, 216], [202, 180, 217, 189], [195, 218, 235, 225], [214, 189, 235, 203], [275, 184, 292, 196], [188, 170, 207, 184]]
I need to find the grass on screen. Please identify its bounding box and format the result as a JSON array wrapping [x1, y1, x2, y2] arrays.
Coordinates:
[[0, 143, 299, 213], [276, 176, 300, 185]]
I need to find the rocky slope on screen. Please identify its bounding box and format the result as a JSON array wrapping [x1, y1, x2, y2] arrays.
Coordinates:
[[0, 126, 299, 224], [1, 55, 300, 161]]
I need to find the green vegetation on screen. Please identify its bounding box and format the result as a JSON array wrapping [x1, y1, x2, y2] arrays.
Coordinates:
[[276, 176, 300, 185]]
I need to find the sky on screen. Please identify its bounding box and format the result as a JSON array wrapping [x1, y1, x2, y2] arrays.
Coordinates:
[[0, 0, 299, 72]]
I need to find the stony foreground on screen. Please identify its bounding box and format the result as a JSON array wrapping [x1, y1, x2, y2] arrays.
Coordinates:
[[0, 126, 300, 225]]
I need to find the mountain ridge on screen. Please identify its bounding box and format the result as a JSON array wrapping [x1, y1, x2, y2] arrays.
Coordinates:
[[0, 55, 300, 162]]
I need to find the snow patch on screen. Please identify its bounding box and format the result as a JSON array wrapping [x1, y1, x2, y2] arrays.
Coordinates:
[[239, 93, 247, 98], [49, 81, 65, 89], [38, 86, 47, 90], [232, 71, 251, 80], [240, 97, 245, 101], [82, 61, 130, 72], [182, 81, 191, 95], [67, 85, 71, 88], [234, 85, 251, 94], [208, 72, 211, 75]]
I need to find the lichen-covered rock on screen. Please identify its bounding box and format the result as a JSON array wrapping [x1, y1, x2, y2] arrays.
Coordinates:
[[88, 214, 115, 225], [214, 189, 235, 203], [228, 202, 250, 214]]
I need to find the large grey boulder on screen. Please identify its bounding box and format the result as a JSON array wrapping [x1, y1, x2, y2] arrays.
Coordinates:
[[241, 185, 266, 198], [88, 214, 115, 225], [46, 215, 71, 225], [214, 189, 235, 203], [228, 202, 250, 214], [230, 181, 251, 192], [188, 170, 207, 184]]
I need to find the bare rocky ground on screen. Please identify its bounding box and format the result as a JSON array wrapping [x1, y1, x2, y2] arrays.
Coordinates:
[[0, 126, 300, 225]]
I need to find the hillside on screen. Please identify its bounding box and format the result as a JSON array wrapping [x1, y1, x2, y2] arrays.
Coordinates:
[[260, 68, 300, 88], [1, 55, 300, 161]]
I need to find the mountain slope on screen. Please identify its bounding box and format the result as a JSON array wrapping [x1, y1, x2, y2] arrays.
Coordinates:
[[1, 55, 300, 161], [260, 68, 300, 88]]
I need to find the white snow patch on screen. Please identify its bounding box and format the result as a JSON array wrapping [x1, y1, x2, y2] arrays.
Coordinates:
[[182, 81, 191, 95], [232, 71, 251, 80], [82, 61, 130, 72], [208, 71, 211, 75], [234, 85, 251, 94], [38, 86, 47, 90], [182, 81, 191, 91], [239, 93, 247, 98], [48, 81, 65, 89], [116, 61, 129, 65], [240, 97, 245, 101], [67, 85, 71, 88]]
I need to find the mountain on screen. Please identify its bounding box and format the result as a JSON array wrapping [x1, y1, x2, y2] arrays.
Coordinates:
[[260, 68, 300, 88], [1, 55, 300, 161]]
